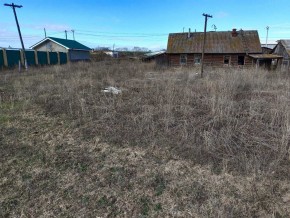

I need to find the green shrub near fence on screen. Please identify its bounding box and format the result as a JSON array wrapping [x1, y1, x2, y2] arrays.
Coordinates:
[[37, 51, 48, 65], [59, 52, 67, 65], [49, 52, 58, 65], [25, 51, 36, 66], [6, 50, 21, 67], [0, 50, 4, 68]]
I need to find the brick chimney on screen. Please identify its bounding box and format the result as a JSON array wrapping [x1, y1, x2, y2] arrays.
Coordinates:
[[232, 28, 238, 37]]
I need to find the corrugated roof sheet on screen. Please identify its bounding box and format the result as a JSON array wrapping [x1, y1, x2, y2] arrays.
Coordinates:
[[167, 30, 262, 54]]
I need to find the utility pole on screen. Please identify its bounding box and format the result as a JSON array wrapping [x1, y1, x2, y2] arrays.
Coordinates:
[[201, 13, 212, 78], [4, 3, 27, 70], [65, 30, 67, 39], [266, 26, 269, 47], [71, 30, 75, 40], [44, 28, 47, 38]]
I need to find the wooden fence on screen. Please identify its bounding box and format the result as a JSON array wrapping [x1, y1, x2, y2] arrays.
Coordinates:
[[0, 48, 68, 69]]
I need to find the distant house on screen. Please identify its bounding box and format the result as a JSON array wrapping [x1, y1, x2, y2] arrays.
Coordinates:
[[261, 43, 277, 54], [167, 29, 264, 67], [104, 51, 119, 58], [272, 40, 290, 72], [30, 37, 91, 61]]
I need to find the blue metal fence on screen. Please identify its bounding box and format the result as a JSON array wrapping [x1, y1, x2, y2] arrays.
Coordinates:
[[0, 49, 70, 69], [59, 52, 67, 64], [49, 52, 58, 65], [0, 50, 4, 68], [25, 50, 36, 66], [37, 51, 48, 65], [6, 50, 21, 67]]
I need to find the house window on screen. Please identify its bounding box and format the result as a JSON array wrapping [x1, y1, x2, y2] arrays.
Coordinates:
[[180, 54, 187, 65], [224, 55, 230, 65], [238, 56, 245, 65], [194, 54, 201, 64]]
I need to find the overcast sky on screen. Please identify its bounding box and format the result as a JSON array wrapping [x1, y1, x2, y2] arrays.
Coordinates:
[[1, 0, 290, 50]]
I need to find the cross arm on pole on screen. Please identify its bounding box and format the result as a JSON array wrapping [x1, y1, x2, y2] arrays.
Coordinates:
[[4, 3, 22, 8]]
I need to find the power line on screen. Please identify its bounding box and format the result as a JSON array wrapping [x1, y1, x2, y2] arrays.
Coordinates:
[[75, 29, 168, 36]]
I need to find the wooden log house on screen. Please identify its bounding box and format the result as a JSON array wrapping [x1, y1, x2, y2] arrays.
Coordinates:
[[166, 29, 263, 67]]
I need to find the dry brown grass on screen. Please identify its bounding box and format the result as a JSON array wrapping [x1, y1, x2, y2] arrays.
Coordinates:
[[1, 61, 290, 217]]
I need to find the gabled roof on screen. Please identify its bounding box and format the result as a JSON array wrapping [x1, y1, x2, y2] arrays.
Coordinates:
[[30, 37, 91, 51], [277, 40, 290, 56], [167, 30, 262, 54], [261, 44, 276, 49]]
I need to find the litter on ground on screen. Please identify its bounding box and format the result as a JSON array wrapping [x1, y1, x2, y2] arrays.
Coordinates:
[[102, 86, 122, 94]]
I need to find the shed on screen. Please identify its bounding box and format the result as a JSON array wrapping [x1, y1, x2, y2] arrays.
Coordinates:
[[248, 54, 283, 70], [142, 51, 167, 65], [30, 37, 91, 61], [272, 40, 290, 72], [167, 29, 262, 67]]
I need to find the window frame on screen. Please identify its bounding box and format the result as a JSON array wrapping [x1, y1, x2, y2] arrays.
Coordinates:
[[180, 54, 187, 65], [194, 54, 201, 65], [224, 55, 231, 65]]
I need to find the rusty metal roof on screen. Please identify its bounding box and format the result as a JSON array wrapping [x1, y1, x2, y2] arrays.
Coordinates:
[[167, 30, 262, 54]]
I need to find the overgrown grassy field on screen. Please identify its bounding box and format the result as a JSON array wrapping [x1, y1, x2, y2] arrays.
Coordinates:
[[1, 61, 290, 217]]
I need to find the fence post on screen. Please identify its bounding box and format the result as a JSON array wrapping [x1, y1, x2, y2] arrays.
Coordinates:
[[2, 48, 8, 67], [66, 52, 70, 63], [57, 52, 60, 65], [47, 51, 50, 65], [34, 50, 39, 66], [20, 49, 24, 66]]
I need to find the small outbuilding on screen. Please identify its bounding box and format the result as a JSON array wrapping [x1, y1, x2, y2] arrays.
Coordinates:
[[272, 40, 290, 72], [142, 51, 167, 65], [30, 37, 91, 61]]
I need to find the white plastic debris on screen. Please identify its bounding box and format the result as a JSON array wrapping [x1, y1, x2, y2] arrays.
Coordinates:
[[102, 86, 122, 94]]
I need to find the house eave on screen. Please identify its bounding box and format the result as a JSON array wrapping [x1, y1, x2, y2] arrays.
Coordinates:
[[30, 38, 70, 50]]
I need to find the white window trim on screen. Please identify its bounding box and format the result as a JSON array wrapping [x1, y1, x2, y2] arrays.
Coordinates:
[[194, 54, 201, 65]]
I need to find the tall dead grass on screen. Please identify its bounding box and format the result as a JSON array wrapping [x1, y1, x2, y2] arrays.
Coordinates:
[[5, 62, 290, 176], [12, 62, 290, 176], [1, 61, 290, 216]]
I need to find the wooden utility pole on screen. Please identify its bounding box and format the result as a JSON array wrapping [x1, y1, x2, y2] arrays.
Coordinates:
[[201, 13, 212, 78], [65, 30, 67, 39], [266, 26, 269, 47], [4, 3, 27, 70]]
